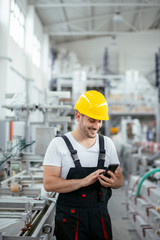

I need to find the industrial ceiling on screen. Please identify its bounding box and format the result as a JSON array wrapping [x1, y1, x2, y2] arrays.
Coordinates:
[[28, 0, 160, 44]]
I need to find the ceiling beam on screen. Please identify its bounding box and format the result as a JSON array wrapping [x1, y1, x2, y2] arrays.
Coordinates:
[[34, 3, 160, 8], [87, 0, 93, 31], [94, 16, 111, 31], [49, 30, 160, 36], [122, 16, 138, 31], [44, 7, 158, 29], [69, 24, 86, 31], [149, 9, 160, 29], [60, 0, 70, 32], [131, 0, 143, 30]]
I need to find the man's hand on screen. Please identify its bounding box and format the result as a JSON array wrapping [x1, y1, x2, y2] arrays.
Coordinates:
[[98, 166, 124, 189], [80, 169, 105, 187], [98, 170, 117, 187]]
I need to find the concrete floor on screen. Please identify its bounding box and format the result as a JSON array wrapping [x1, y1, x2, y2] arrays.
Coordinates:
[[108, 186, 141, 240]]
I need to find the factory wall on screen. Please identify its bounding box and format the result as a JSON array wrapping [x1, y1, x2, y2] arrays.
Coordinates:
[[55, 31, 160, 77], [0, 0, 49, 150], [0, 0, 10, 119], [0, 0, 49, 121]]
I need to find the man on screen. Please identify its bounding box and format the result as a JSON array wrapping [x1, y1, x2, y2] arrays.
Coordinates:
[[43, 90, 124, 240]]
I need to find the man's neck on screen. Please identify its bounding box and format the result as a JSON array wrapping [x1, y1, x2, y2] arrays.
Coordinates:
[[71, 129, 97, 149]]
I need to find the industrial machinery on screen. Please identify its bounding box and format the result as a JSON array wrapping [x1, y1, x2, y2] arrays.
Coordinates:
[[0, 131, 58, 239], [111, 116, 160, 239], [126, 168, 160, 240], [0, 167, 58, 240], [0, 126, 59, 240], [0, 90, 71, 239]]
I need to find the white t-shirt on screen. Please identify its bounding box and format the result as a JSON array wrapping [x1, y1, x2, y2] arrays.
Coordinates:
[[43, 132, 120, 179]]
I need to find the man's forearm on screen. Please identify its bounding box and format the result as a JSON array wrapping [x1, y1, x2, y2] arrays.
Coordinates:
[[43, 168, 105, 193], [44, 176, 83, 193]]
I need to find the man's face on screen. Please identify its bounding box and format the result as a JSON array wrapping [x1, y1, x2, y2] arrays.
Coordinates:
[[77, 113, 102, 138]]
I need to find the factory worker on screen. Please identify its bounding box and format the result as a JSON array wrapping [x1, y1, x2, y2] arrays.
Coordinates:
[[43, 90, 124, 240]]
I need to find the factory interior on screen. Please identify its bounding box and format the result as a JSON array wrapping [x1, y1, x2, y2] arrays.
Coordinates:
[[0, 0, 160, 239]]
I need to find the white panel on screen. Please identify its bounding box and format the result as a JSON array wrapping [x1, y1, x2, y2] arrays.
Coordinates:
[[35, 127, 56, 155], [0, 121, 9, 150]]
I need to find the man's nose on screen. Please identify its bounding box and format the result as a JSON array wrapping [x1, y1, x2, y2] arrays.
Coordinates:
[[92, 121, 101, 128]]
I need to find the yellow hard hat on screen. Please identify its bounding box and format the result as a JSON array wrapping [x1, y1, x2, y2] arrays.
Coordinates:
[[74, 90, 109, 120]]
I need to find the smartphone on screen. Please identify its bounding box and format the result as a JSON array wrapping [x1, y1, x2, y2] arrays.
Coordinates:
[[103, 164, 119, 178]]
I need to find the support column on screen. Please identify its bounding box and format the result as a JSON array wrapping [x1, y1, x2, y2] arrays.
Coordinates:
[[157, 95, 160, 142], [155, 49, 160, 142], [25, 5, 35, 105], [103, 47, 110, 137], [24, 6, 35, 155]]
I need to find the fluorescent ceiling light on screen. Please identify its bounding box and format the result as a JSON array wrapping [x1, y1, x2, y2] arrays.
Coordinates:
[[113, 12, 123, 22]]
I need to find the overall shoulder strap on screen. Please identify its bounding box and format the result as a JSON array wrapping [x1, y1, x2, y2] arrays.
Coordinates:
[[98, 134, 106, 168], [61, 135, 81, 168]]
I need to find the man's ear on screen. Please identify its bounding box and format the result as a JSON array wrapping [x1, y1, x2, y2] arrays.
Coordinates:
[[75, 111, 81, 122]]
